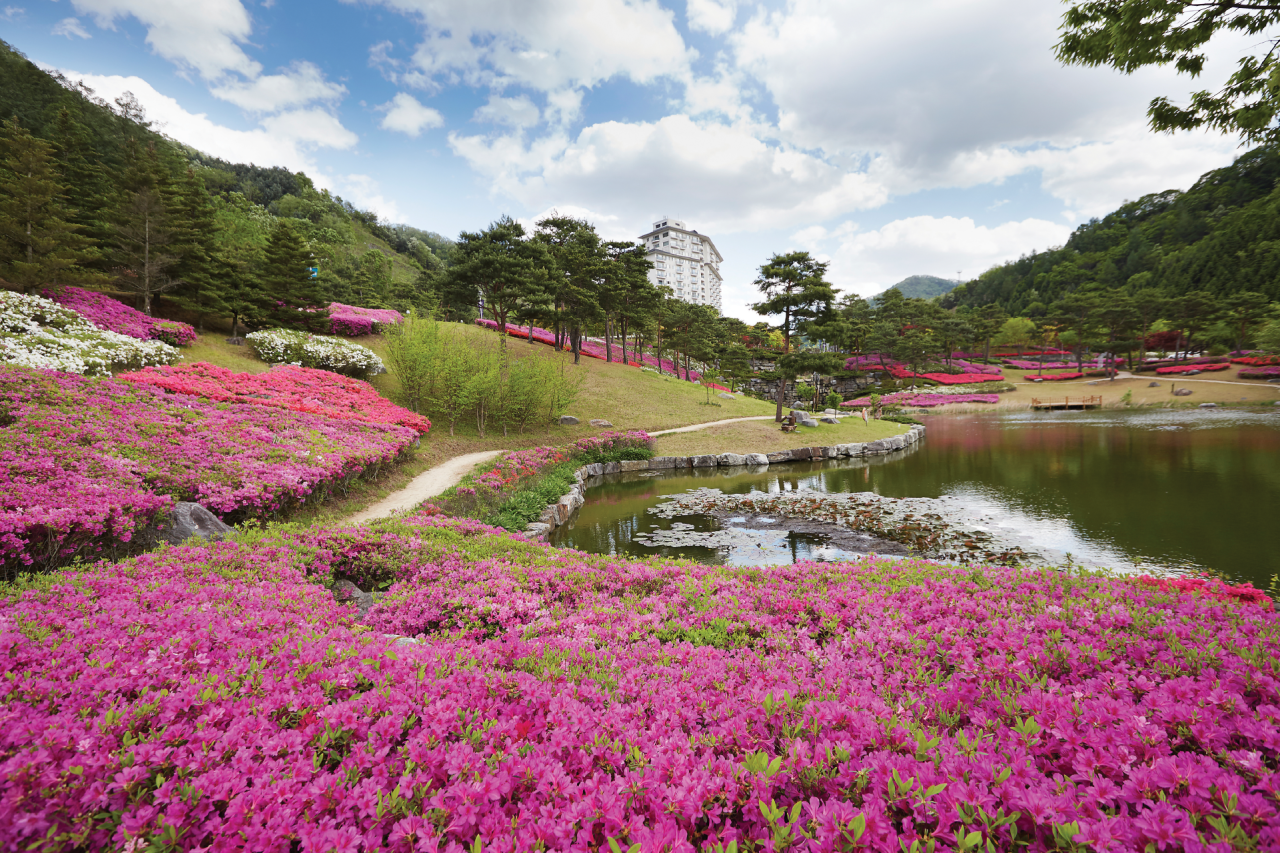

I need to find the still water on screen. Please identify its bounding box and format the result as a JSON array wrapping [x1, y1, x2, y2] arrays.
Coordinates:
[[550, 408, 1280, 587]]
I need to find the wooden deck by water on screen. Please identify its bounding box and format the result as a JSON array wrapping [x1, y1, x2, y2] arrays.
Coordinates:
[[1031, 395, 1103, 411]]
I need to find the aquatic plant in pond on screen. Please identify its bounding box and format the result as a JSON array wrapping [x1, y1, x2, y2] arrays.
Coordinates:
[[0, 365, 417, 574], [120, 362, 431, 434], [2, 510, 1277, 851]]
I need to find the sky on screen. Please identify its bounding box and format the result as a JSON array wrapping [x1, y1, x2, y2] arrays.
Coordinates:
[[0, 0, 1258, 320]]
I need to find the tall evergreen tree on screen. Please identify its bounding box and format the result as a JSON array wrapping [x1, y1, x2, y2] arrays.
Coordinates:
[[48, 106, 114, 271], [169, 167, 225, 328], [750, 251, 837, 420], [262, 220, 323, 329], [0, 116, 99, 291], [111, 140, 182, 315]]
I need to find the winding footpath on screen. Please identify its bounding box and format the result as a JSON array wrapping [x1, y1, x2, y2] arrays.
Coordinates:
[[346, 449, 506, 524], [345, 415, 806, 524]]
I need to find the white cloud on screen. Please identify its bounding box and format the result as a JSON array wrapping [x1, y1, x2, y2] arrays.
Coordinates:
[[52, 17, 91, 38], [686, 0, 737, 35], [347, 0, 692, 93], [210, 61, 347, 112], [821, 215, 1073, 297], [56, 71, 357, 179], [379, 92, 445, 136], [474, 94, 541, 128], [451, 114, 888, 233], [69, 0, 258, 80], [2, 7, 24, 23], [338, 174, 404, 223], [519, 204, 634, 241]]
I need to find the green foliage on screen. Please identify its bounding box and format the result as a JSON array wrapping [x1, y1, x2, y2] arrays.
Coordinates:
[[385, 317, 582, 436], [485, 462, 580, 532], [1057, 0, 1280, 146], [945, 147, 1280, 313]]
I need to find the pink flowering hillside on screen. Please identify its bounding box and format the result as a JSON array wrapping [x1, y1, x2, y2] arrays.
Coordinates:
[[119, 362, 431, 434], [42, 286, 197, 346], [0, 365, 418, 575], [328, 303, 404, 336], [2, 510, 1277, 851]]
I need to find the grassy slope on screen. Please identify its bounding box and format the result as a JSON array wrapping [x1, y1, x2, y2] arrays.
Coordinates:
[[920, 367, 1280, 412], [652, 416, 905, 457], [177, 324, 805, 522]]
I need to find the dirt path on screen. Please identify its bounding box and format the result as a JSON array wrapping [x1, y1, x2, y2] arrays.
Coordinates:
[[345, 450, 506, 524], [649, 416, 778, 436]]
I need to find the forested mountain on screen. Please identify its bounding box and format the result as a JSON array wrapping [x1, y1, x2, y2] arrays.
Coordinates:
[[942, 146, 1280, 314], [0, 38, 453, 323], [876, 275, 960, 301]]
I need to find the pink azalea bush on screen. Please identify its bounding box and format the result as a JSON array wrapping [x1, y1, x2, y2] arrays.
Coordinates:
[[2, 511, 1277, 851], [0, 365, 418, 574], [477, 319, 702, 380], [1155, 363, 1231, 375], [119, 362, 431, 435], [842, 355, 1004, 385], [328, 303, 405, 337], [1031, 372, 1084, 382], [1240, 366, 1280, 378], [42, 286, 196, 346], [841, 393, 1000, 408]]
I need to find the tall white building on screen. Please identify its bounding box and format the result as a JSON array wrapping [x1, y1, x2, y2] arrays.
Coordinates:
[[639, 217, 723, 313]]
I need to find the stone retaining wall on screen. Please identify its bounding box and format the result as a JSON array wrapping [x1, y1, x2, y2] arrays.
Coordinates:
[[523, 424, 925, 541]]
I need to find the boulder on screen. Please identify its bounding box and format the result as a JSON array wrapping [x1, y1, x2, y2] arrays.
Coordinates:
[[1148, 381, 1160, 388], [589, 419, 613, 427], [819, 416, 839, 424], [1174, 388, 1193, 397], [602, 461, 622, 474], [823, 408, 837, 415], [224, 337, 245, 346], [716, 452, 747, 466], [1199, 402, 1218, 408], [648, 456, 680, 469], [691, 455, 717, 467], [821, 446, 839, 459], [585, 462, 604, 477], [619, 459, 650, 472], [865, 439, 889, 455], [766, 450, 793, 464], [791, 447, 813, 460], [523, 522, 551, 539], [559, 415, 580, 425], [538, 505, 557, 524], [800, 418, 819, 428], [154, 502, 233, 546], [717, 393, 735, 400], [846, 443, 865, 456], [744, 453, 770, 466], [333, 580, 374, 618]]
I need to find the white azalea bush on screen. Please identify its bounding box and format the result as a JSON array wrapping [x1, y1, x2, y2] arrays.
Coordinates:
[[0, 291, 179, 375], [246, 329, 385, 378]]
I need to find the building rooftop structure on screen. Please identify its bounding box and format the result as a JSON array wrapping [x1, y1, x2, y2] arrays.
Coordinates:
[[639, 217, 722, 313]]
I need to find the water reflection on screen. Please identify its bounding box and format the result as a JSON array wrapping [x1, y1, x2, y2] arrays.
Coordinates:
[[550, 408, 1280, 586]]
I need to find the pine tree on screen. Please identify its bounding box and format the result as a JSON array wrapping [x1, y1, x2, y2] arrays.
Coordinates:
[[0, 116, 100, 291], [169, 167, 226, 328], [111, 139, 181, 315], [48, 106, 114, 270], [262, 220, 323, 329]]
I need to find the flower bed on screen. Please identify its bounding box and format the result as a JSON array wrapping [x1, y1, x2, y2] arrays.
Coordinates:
[[42, 286, 197, 346], [1154, 362, 1231, 375], [1240, 365, 1280, 378], [477, 319, 703, 380], [0, 291, 178, 375], [119, 362, 431, 434], [0, 365, 418, 574], [246, 328, 385, 378], [1233, 355, 1280, 366], [841, 392, 1000, 408], [1031, 372, 1083, 381], [3, 513, 1277, 852], [328, 302, 404, 337]]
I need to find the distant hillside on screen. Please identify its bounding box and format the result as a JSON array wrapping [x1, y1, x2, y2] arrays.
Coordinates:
[[941, 145, 1280, 313], [0, 38, 454, 314], [874, 275, 961, 301]]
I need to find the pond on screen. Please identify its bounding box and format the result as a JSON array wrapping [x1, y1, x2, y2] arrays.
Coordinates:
[[549, 407, 1280, 587]]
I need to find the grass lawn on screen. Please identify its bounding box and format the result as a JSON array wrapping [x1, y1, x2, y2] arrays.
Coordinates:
[[903, 367, 1280, 412], [653, 415, 907, 457], [180, 333, 272, 374]]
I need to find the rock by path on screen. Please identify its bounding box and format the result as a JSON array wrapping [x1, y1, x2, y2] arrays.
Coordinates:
[[345, 449, 506, 525]]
